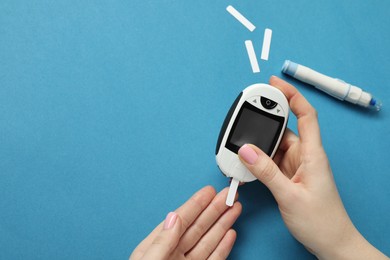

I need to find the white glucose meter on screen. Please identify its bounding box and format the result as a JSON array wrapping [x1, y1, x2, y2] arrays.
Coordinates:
[[216, 83, 289, 206]]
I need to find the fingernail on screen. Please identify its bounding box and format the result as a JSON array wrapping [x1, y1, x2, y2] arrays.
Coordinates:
[[163, 212, 177, 230], [238, 144, 258, 165]]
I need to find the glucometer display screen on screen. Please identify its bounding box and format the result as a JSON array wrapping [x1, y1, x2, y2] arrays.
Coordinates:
[[226, 102, 284, 155]]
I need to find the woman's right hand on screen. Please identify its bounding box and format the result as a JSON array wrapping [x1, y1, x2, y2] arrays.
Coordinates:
[[238, 76, 388, 260]]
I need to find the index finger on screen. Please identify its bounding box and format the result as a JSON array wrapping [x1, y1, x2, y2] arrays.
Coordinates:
[[269, 76, 322, 146]]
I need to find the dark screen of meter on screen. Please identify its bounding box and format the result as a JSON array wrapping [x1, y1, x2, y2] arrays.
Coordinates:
[[226, 102, 284, 155]]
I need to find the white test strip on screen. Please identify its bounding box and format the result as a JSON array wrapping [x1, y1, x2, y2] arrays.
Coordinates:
[[261, 28, 272, 60], [226, 178, 239, 206], [245, 40, 260, 73], [226, 5, 256, 32]]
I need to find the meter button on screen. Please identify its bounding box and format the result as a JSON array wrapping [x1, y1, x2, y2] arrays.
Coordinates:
[[261, 97, 278, 109], [275, 105, 285, 116], [248, 96, 260, 107]]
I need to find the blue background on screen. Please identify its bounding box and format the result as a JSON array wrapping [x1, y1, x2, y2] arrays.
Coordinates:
[[1, 0, 389, 259]]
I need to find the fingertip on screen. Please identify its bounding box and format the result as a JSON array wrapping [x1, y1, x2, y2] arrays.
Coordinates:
[[221, 186, 230, 194], [224, 229, 237, 248], [194, 186, 217, 203], [227, 228, 237, 241], [224, 229, 238, 252], [143, 213, 183, 258], [233, 201, 243, 214], [208, 229, 237, 259], [269, 75, 284, 86], [163, 212, 178, 230], [203, 185, 217, 197], [268, 76, 298, 99], [269, 75, 279, 84], [238, 144, 260, 165], [246, 144, 265, 155]]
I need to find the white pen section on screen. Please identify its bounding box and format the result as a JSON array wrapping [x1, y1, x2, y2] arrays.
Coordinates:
[[345, 86, 372, 107], [293, 64, 349, 100], [226, 5, 256, 32], [261, 28, 272, 60], [245, 40, 260, 73]]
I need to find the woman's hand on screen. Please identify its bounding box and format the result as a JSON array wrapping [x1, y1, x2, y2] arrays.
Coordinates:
[[238, 76, 387, 259], [130, 186, 242, 260]]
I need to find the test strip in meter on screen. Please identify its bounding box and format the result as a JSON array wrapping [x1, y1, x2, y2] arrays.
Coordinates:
[[226, 178, 239, 206]]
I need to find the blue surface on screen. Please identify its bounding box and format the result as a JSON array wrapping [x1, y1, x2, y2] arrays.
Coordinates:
[[0, 1, 389, 259]]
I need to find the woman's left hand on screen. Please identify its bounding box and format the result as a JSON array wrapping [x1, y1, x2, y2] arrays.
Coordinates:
[[130, 186, 242, 260]]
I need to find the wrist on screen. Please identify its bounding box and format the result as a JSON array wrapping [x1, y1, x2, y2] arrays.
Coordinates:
[[316, 226, 387, 260], [316, 226, 361, 260]]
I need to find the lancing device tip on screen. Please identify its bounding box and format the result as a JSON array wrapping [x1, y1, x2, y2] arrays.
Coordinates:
[[282, 60, 382, 111], [226, 178, 239, 206]]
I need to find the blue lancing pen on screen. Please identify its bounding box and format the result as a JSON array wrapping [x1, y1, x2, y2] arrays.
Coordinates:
[[282, 60, 382, 111]]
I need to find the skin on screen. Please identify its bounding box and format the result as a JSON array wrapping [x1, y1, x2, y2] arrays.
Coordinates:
[[130, 186, 242, 260], [237, 76, 387, 260], [130, 76, 388, 260]]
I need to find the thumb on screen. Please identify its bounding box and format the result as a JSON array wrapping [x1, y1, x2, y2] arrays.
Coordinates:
[[140, 212, 182, 259], [238, 144, 293, 201]]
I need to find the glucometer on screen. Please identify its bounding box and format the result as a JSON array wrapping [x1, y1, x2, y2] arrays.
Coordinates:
[[216, 83, 289, 206]]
